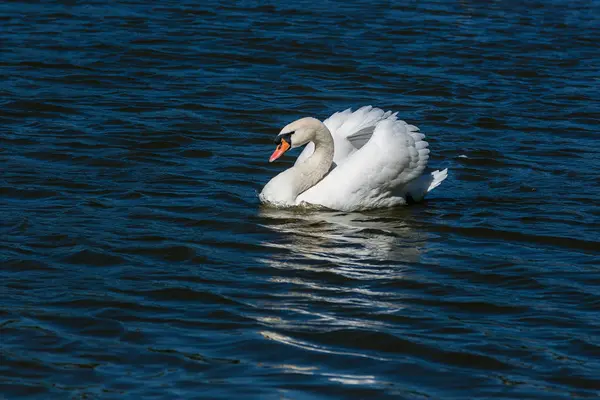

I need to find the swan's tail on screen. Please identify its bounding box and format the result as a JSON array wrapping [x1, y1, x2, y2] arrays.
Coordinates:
[[427, 168, 448, 193], [404, 168, 448, 202]]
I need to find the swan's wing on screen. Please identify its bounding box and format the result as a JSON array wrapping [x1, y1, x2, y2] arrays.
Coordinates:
[[296, 119, 430, 211], [344, 126, 377, 150], [294, 106, 397, 166]]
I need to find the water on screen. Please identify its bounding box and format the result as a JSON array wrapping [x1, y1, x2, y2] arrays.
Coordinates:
[[1, 0, 599, 398]]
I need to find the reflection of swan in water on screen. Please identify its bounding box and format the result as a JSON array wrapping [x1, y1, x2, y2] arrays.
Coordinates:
[[257, 207, 427, 277], [254, 208, 431, 375]]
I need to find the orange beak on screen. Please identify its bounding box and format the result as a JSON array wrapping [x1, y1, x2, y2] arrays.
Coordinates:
[[269, 138, 291, 162]]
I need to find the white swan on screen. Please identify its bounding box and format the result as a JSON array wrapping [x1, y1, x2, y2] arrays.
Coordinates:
[[260, 106, 448, 211]]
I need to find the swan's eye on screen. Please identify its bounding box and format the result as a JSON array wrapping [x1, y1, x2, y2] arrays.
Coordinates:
[[274, 132, 294, 145]]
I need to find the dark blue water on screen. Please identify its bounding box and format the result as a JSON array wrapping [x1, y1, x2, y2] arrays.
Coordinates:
[[2, 1, 599, 398]]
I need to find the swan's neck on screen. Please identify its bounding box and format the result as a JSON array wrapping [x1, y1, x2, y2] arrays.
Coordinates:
[[291, 127, 334, 196], [260, 122, 334, 205]]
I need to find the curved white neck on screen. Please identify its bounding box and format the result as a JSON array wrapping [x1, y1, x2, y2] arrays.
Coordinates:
[[290, 123, 334, 197], [260, 121, 335, 205]]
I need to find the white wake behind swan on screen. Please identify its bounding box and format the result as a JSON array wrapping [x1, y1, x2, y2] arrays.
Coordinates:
[[260, 106, 448, 211]]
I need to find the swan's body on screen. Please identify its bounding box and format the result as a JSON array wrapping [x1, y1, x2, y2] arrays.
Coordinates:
[[260, 106, 448, 211]]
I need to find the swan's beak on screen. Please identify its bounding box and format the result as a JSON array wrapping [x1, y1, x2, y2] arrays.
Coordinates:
[[269, 138, 291, 162]]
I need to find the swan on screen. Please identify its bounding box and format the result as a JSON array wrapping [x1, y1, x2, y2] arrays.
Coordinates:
[[259, 106, 448, 211]]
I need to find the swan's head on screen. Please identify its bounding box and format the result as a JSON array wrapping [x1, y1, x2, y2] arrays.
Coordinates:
[[269, 117, 322, 162]]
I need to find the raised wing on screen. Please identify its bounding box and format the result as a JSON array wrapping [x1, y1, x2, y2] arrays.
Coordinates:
[[294, 106, 398, 166]]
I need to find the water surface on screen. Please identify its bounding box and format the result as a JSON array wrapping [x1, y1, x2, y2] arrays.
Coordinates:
[[1, 0, 600, 398]]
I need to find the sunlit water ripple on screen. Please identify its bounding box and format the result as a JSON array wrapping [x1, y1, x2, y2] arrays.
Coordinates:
[[1, 0, 599, 398]]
